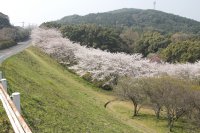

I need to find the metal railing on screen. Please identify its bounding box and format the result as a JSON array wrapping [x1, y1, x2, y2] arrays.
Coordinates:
[[0, 81, 32, 133]]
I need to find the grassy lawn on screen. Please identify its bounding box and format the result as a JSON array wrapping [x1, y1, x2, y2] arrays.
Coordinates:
[[0, 47, 139, 133], [106, 100, 200, 133]]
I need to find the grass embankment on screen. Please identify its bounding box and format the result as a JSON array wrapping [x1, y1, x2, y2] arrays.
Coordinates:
[[0, 47, 139, 133], [0, 102, 14, 133]]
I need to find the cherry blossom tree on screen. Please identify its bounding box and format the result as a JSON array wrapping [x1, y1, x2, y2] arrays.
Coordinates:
[[31, 28, 200, 83]]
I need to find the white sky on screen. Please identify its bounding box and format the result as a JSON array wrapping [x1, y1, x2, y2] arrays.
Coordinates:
[[0, 0, 200, 26]]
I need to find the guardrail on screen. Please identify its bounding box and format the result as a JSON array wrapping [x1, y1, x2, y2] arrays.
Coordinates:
[[0, 75, 32, 133]]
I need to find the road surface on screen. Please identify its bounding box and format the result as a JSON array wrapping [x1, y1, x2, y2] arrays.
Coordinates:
[[0, 40, 31, 63]]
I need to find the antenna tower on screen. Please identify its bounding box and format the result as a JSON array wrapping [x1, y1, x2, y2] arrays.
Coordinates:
[[153, 1, 156, 10]]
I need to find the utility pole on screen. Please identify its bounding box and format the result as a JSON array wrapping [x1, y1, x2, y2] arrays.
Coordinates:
[[153, 1, 156, 10]]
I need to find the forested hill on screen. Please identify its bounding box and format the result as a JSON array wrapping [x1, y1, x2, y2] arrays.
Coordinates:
[[0, 12, 29, 49], [58, 8, 200, 34], [0, 12, 11, 29], [42, 8, 200, 63]]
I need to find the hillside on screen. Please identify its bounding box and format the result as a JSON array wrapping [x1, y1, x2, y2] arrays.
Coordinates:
[[0, 46, 199, 133], [0, 12, 29, 50], [58, 8, 200, 34], [0, 47, 139, 133], [0, 12, 11, 29]]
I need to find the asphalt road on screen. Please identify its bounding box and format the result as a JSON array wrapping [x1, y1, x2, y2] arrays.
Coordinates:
[[0, 40, 31, 63]]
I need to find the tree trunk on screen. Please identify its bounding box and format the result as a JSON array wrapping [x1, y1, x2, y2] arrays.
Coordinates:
[[167, 116, 174, 132], [155, 107, 161, 119], [156, 110, 160, 119], [130, 98, 138, 117], [169, 120, 174, 132], [133, 102, 138, 116]]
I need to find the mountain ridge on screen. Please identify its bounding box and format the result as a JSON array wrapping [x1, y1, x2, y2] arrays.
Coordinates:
[[57, 8, 200, 34]]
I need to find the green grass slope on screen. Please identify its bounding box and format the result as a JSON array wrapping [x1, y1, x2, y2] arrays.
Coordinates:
[[0, 103, 14, 133], [0, 47, 139, 133]]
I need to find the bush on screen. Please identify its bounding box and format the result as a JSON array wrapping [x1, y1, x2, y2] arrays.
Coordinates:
[[0, 40, 16, 49], [82, 72, 93, 82], [82, 72, 113, 90]]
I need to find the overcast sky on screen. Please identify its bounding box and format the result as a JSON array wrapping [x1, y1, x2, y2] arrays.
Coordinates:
[[0, 0, 200, 26]]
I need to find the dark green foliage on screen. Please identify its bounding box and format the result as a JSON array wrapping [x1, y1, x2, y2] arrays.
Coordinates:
[[58, 8, 200, 34], [134, 32, 171, 57], [40, 22, 61, 29], [60, 24, 130, 52], [0, 40, 16, 49], [161, 39, 200, 63], [0, 12, 11, 29], [14, 27, 30, 42]]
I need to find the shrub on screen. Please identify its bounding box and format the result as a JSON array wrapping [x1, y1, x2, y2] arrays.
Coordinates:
[[0, 40, 16, 49]]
